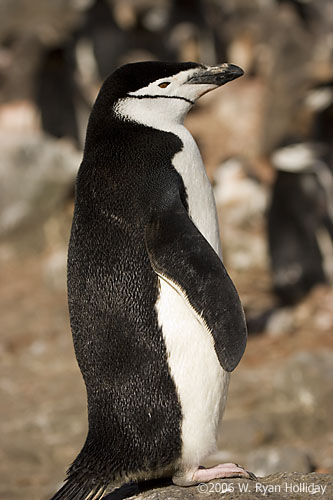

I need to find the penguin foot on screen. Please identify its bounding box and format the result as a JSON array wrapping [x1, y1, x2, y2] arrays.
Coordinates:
[[173, 463, 256, 486], [193, 463, 256, 482]]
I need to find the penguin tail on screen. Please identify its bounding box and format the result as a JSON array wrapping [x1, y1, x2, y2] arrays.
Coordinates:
[[50, 469, 108, 500]]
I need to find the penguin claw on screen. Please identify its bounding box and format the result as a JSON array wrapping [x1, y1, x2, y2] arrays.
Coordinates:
[[234, 463, 257, 480], [246, 470, 258, 480]]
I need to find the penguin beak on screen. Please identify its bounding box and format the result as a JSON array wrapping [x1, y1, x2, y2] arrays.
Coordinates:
[[187, 63, 244, 86]]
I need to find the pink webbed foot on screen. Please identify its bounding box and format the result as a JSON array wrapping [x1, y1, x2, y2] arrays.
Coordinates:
[[193, 463, 256, 482], [173, 463, 256, 486]]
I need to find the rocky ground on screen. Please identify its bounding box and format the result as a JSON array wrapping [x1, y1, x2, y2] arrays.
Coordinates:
[[116, 473, 332, 499]]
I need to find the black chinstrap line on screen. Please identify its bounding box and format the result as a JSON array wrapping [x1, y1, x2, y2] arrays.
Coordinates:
[[125, 94, 194, 105]]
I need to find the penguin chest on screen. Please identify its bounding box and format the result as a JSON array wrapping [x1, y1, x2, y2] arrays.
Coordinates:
[[156, 126, 228, 466]]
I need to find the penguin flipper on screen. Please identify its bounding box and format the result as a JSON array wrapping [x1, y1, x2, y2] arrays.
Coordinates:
[[145, 196, 247, 372]]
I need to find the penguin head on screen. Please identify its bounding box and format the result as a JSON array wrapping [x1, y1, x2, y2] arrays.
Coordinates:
[[92, 61, 244, 127]]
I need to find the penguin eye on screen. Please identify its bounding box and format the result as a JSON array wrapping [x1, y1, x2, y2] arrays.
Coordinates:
[[158, 82, 170, 88]]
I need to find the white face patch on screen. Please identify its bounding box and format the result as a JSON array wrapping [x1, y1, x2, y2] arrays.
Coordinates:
[[116, 68, 218, 126], [127, 69, 218, 100]]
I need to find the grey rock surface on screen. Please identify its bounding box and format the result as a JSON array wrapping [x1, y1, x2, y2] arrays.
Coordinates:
[[265, 308, 295, 337], [129, 473, 332, 500], [0, 132, 79, 238], [246, 447, 313, 477], [216, 350, 333, 475]]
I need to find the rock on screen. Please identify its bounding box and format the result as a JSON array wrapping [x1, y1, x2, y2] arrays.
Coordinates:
[[43, 249, 67, 291], [214, 77, 268, 160], [221, 231, 268, 271], [0, 132, 80, 241], [293, 286, 333, 332], [214, 158, 267, 226], [110, 473, 332, 499], [246, 446, 314, 477], [213, 349, 333, 474], [273, 351, 333, 418], [265, 308, 295, 337], [213, 158, 269, 271], [0, 0, 84, 46], [218, 417, 275, 452]]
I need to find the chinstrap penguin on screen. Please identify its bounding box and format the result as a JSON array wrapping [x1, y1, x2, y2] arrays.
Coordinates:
[[50, 61, 252, 500]]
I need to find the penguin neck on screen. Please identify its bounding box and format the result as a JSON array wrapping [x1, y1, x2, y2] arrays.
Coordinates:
[[115, 96, 193, 136]]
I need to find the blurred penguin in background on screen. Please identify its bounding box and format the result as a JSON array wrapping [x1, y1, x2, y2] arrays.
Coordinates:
[[35, 45, 82, 147], [267, 79, 333, 305], [268, 143, 332, 305]]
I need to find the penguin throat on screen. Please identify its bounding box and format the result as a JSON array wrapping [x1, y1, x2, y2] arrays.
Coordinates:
[[115, 95, 193, 128]]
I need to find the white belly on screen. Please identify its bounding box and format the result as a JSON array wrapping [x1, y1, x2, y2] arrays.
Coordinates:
[[156, 279, 229, 466], [156, 127, 229, 467]]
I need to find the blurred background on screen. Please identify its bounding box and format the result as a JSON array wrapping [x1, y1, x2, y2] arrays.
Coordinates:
[[0, 0, 332, 499]]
